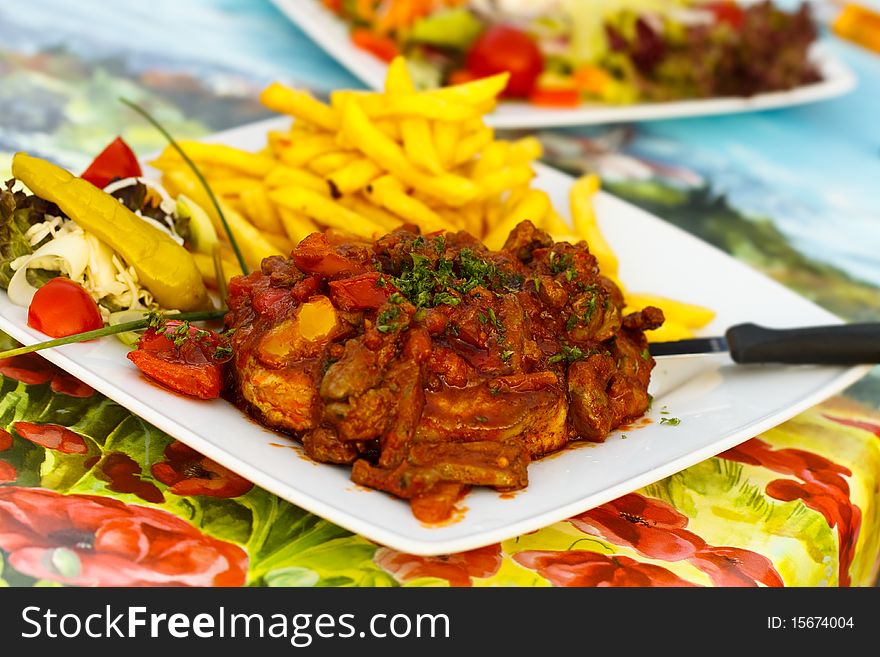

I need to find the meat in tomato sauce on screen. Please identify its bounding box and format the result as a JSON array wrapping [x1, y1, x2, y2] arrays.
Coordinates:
[[224, 221, 663, 522]]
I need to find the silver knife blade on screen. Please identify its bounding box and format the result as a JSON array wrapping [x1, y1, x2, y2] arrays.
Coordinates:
[[649, 336, 729, 358]]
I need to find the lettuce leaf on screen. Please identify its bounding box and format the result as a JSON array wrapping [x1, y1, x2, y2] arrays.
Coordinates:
[[0, 181, 62, 289]]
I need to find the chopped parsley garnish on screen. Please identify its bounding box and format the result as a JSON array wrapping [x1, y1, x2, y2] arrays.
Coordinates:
[[565, 314, 578, 332], [390, 245, 521, 310], [548, 344, 585, 364], [640, 348, 651, 361], [214, 344, 233, 360], [475, 415, 489, 423], [500, 350, 514, 363], [659, 417, 681, 426], [376, 307, 402, 333], [548, 251, 574, 275], [388, 292, 405, 304]]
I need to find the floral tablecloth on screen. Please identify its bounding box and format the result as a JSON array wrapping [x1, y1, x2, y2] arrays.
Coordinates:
[[1, 0, 879, 587]]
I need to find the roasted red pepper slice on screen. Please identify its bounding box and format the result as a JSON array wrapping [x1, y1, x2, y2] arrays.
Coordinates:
[[127, 350, 222, 400], [329, 272, 396, 310], [80, 137, 143, 189], [127, 323, 226, 399]]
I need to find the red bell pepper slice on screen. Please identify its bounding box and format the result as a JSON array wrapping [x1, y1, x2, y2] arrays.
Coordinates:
[[81, 137, 143, 189], [127, 324, 226, 399], [127, 350, 222, 400], [351, 28, 399, 62], [329, 272, 396, 310]]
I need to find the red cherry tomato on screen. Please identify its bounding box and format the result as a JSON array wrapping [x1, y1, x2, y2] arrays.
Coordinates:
[[465, 25, 544, 98], [706, 1, 745, 29], [80, 137, 142, 189], [27, 278, 104, 338]]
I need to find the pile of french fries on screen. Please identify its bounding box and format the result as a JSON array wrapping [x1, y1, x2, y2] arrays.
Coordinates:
[[151, 57, 712, 341]]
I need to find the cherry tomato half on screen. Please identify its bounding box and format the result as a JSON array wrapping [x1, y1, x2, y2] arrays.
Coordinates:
[[706, 1, 745, 29], [80, 136, 143, 189], [27, 278, 104, 338], [465, 25, 544, 98]]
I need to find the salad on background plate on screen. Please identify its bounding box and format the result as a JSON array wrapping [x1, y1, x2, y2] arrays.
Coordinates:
[[317, 0, 825, 107]]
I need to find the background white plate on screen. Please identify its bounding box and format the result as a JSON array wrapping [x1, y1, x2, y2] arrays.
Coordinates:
[[0, 118, 868, 556], [271, 0, 857, 129]]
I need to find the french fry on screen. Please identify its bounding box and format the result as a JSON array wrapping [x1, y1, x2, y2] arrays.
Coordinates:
[[205, 178, 263, 197], [239, 185, 285, 235], [327, 158, 383, 196], [451, 126, 494, 168], [401, 119, 444, 173], [339, 195, 405, 232], [339, 99, 478, 206], [625, 293, 716, 329], [155, 142, 276, 177], [484, 189, 552, 250], [364, 176, 457, 233], [269, 185, 384, 238], [277, 134, 340, 168], [263, 165, 327, 194], [307, 151, 359, 176], [162, 168, 281, 271], [278, 207, 318, 243], [192, 252, 243, 288], [473, 165, 535, 201], [541, 209, 573, 235], [427, 72, 510, 106], [570, 174, 618, 277], [384, 56, 416, 94], [260, 82, 339, 132], [355, 94, 482, 122], [263, 232, 295, 254], [433, 121, 461, 168], [508, 137, 543, 165]]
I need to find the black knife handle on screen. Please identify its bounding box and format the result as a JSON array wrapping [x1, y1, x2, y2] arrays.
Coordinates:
[[726, 323, 880, 365]]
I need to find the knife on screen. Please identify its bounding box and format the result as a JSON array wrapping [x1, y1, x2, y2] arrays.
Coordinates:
[[649, 322, 880, 365]]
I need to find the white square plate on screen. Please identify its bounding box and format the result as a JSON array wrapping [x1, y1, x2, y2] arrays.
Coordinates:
[[270, 0, 857, 129], [0, 118, 868, 555]]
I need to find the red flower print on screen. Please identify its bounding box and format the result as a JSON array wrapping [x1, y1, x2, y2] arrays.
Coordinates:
[[375, 544, 502, 587], [513, 550, 698, 587], [568, 492, 784, 587], [49, 372, 94, 398], [720, 438, 860, 586], [0, 354, 93, 397], [13, 422, 88, 454], [0, 487, 247, 586], [0, 428, 11, 452], [96, 453, 165, 504], [151, 441, 253, 498], [0, 460, 16, 483], [690, 547, 783, 588], [823, 414, 880, 438], [569, 493, 706, 561]]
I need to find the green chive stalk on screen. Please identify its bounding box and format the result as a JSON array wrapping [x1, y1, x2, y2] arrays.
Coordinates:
[[0, 310, 227, 360]]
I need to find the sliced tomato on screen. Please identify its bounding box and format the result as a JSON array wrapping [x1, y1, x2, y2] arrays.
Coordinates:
[[529, 88, 581, 107], [351, 28, 399, 62], [80, 137, 142, 189], [329, 272, 396, 310], [27, 278, 104, 338], [465, 25, 544, 98]]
